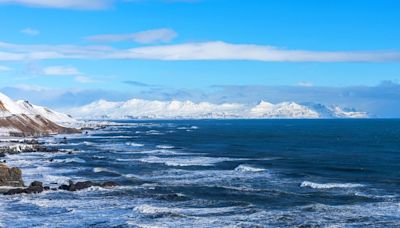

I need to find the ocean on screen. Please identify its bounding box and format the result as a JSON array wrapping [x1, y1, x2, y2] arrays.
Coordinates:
[[1, 119, 400, 227]]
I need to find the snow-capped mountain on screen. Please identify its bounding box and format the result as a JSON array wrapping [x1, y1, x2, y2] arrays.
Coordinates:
[[0, 92, 78, 136], [70, 98, 368, 120]]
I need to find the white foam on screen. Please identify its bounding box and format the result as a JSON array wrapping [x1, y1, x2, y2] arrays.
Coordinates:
[[139, 156, 243, 167], [234, 164, 266, 172], [126, 142, 145, 147], [93, 167, 112, 173], [53, 157, 86, 164], [300, 181, 364, 189], [156, 145, 174, 149]]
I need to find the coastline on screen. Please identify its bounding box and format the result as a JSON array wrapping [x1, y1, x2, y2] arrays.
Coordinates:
[[0, 120, 118, 195]]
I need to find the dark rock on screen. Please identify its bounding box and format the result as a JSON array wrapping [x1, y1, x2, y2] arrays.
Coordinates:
[[100, 181, 118, 188], [25, 186, 43, 194], [0, 152, 5, 157], [58, 184, 70, 191], [30, 181, 43, 188], [58, 180, 118, 192], [25, 181, 44, 194], [4, 188, 25, 195], [0, 164, 24, 187], [73, 181, 95, 191], [156, 193, 190, 201]]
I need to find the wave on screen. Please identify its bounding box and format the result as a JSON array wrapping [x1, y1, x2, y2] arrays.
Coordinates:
[[92, 167, 119, 174], [126, 142, 145, 147], [53, 157, 86, 164], [156, 145, 175, 149], [138, 156, 244, 167], [234, 164, 266, 172], [300, 181, 364, 189]]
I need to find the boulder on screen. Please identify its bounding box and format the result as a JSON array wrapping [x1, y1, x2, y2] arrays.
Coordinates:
[[3, 188, 25, 195], [58, 180, 118, 191], [100, 181, 118, 188], [25, 181, 44, 194], [0, 164, 24, 187]]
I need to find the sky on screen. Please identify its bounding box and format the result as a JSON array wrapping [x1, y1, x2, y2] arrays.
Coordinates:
[[0, 0, 399, 116]]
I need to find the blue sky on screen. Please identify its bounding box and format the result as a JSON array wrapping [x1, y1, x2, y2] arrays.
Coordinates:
[[0, 0, 399, 116]]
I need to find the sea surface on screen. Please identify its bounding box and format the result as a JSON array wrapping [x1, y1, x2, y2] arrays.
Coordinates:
[[1, 119, 400, 227]]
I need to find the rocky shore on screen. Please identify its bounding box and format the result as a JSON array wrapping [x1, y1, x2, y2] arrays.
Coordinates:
[[0, 131, 119, 195]]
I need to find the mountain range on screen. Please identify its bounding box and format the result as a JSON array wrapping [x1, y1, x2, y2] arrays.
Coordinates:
[[70, 99, 368, 120]]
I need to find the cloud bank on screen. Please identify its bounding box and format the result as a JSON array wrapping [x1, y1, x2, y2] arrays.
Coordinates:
[[87, 28, 178, 44], [0, 0, 113, 9], [1, 41, 399, 62]]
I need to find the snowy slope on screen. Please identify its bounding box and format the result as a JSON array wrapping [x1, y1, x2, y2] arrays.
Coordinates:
[[0, 92, 78, 136], [71, 99, 368, 119]]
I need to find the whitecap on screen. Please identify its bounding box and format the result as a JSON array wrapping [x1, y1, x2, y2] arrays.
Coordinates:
[[234, 164, 266, 172], [300, 181, 364, 189], [53, 157, 86, 164], [156, 145, 174, 149], [93, 167, 115, 173], [126, 142, 145, 147], [138, 156, 243, 167]]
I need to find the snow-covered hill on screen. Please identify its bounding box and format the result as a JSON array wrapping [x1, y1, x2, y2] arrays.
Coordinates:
[[0, 92, 78, 136], [70, 98, 368, 120]]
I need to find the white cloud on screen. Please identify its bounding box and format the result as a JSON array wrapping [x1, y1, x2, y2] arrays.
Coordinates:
[[297, 82, 313, 87], [42, 66, 80, 75], [0, 41, 399, 62], [87, 28, 178, 44], [0, 65, 12, 72], [0, 0, 112, 9], [20, 28, 40, 36], [74, 76, 101, 83]]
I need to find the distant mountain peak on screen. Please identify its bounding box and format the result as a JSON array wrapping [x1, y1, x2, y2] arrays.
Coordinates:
[[70, 98, 368, 120], [0, 92, 78, 137]]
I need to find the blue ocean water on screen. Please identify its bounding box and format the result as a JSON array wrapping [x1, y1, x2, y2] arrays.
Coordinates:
[[1, 119, 400, 227]]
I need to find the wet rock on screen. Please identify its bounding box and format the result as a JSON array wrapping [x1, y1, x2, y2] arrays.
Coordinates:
[[73, 181, 95, 191], [0, 164, 24, 187], [3, 181, 47, 195], [3, 188, 25, 195], [25, 181, 44, 194], [156, 193, 190, 201], [100, 181, 118, 188], [58, 180, 118, 191]]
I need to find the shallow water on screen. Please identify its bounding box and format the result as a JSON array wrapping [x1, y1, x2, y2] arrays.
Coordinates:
[[1, 119, 400, 227]]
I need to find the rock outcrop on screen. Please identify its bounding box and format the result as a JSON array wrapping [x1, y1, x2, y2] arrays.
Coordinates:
[[59, 180, 118, 191], [3, 180, 118, 195], [0, 164, 24, 187]]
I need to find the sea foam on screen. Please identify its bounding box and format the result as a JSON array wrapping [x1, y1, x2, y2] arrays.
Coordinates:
[[234, 164, 266, 172], [300, 181, 364, 189]]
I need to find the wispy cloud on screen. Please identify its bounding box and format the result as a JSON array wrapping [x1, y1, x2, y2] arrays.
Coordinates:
[[0, 0, 197, 9], [20, 28, 40, 36], [74, 76, 100, 83], [41, 65, 100, 84], [297, 82, 313, 87], [0, 65, 12, 72], [123, 80, 156, 87], [0, 0, 113, 10], [42, 66, 80, 75], [87, 28, 177, 44], [1, 41, 399, 62]]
